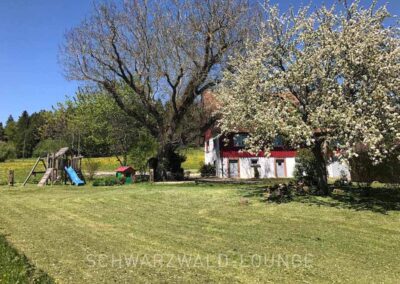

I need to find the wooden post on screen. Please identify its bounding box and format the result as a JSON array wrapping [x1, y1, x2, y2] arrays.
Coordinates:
[[8, 170, 14, 186], [149, 169, 154, 183]]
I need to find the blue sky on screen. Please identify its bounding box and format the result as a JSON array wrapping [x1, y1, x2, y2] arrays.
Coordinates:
[[0, 0, 399, 124], [0, 0, 92, 124]]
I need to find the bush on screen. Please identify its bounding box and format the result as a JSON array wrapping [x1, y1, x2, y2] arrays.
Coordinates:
[[84, 158, 101, 181], [200, 163, 216, 177], [293, 149, 319, 186], [0, 142, 16, 162], [160, 151, 186, 181], [135, 174, 150, 182], [350, 150, 400, 184], [129, 133, 158, 173], [92, 177, 118, 186]]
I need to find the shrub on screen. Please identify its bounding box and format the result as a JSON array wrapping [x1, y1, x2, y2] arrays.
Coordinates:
[[293, 149, 319, 186], [349, 150, 400, 184], [200, 163, 216, 177], [0, 142, 16, 162], [84, 158, 101, 181], [129, 133, 158, 173], [92, 177, 118, 186], [160, 151, 186, 180]]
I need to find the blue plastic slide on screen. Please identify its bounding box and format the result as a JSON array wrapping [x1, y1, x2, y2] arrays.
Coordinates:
[[65, 166, 85, 186]]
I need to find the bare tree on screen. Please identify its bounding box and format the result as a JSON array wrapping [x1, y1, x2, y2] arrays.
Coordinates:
[[60, 0, 257, 179]]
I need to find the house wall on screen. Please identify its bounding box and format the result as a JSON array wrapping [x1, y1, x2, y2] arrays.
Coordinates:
[[204, 136, 349, 179], [217, 157, 296, 179], [239, 158, 260, 178], [327, 160, 351, 179], [204, 138, 216, 165], [286, 158, 296, 178], [254, 158, 274, 178], [205, 137, 223, 176]]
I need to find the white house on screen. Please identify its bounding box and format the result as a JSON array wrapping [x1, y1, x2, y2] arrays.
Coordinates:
[[204, 131, 350, 179]]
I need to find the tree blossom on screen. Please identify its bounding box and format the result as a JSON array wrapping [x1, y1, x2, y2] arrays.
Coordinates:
[[218, 0, 400, 192]]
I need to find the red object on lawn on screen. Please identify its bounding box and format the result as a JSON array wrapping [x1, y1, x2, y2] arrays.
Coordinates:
[[116, 166, 135, 174]]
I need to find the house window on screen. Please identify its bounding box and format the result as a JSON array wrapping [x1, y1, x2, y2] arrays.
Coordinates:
[[251, 159, 258, 165], [273, 136, 284, 148], [233, 134, 247, 147]]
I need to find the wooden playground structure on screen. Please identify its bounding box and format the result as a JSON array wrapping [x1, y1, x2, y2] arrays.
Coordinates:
[[23, 147, 84, 186]]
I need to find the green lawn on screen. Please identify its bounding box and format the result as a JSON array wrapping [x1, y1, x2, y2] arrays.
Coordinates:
[[0, 183, 399, 283], [0, 235, 53, 283]]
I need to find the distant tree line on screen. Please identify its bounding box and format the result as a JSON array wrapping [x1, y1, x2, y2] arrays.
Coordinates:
[[0, 111, 47, 160], [0, 89, 201, 168]]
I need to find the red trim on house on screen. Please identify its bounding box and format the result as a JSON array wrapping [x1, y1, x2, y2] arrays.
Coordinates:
[[270, 150, 297, 158], [221, 150, 297, 158], [221, 150, 263, 158]]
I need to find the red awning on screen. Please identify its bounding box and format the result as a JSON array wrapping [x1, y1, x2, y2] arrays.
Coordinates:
[[221, 150, 297, 158]]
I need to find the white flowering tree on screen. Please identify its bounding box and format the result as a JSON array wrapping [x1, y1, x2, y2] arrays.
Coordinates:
[[218, 1, 400, 193]]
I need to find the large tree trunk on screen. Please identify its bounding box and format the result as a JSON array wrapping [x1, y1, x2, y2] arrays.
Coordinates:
[[155, 142, 185, 181], [311, 140, 329, 195]]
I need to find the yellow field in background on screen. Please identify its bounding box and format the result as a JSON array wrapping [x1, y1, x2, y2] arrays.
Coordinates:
[[0, 148, 204, 185]]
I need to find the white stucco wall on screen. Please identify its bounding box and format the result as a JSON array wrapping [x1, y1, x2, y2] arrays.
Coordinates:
[[219, 157, 295, 179], [205, 140, 350, 179], [204, 138, 215, 165], [285, 158, 296, 178], [204, 136, 224, 177], [239, 158, 254, 179], [327, 160, 351, 179], [259, 158, 275, 178]]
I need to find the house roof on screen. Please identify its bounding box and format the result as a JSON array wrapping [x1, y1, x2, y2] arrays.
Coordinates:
[[116, 166, 135, 174]]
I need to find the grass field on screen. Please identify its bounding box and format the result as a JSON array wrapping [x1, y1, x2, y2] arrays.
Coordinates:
[[180, 147, 204, 171], [0, 235, 53, 283], [0, 147, 204, 185], [0, 183, 399, 283]]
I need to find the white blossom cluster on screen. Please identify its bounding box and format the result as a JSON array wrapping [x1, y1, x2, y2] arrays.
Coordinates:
[[218, 1, 400, 163]]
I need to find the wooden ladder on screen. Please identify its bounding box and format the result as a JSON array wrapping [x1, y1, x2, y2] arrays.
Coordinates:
[[38, 168, 53, 187]]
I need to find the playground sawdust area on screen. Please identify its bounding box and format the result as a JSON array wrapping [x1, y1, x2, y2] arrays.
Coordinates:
[[0, 183, 399, 283]]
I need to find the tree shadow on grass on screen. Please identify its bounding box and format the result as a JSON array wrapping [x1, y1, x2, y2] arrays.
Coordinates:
[[240, 186, 267, 199], [297, 192, 400, 214], [0, 234, 54, 283], [239, 185, 400, 214]]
